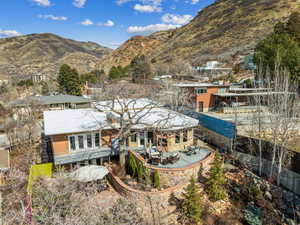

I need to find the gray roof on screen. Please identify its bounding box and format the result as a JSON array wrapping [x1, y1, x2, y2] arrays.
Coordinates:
[[213, 91, 294, 97], [10, 95, 91, 107], [175, 82, 229, 88]]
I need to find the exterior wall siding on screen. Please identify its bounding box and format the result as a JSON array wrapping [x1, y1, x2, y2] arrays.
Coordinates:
[[196, 87, 219, 112], [51, 130, 116, 156], [51, 134, 69, 156], [167, 129, 194, 152]]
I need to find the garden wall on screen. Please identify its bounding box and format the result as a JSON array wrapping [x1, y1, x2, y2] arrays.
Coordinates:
[[108, 150, 215, 197], [233, 151, 300, 195]]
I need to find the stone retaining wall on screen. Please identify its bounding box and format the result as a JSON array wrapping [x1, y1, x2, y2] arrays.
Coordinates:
[[129, 150, 215, 187], [108, 150, 215, 197]]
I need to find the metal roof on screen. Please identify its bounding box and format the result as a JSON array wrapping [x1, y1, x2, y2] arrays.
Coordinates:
[[213, 91, 293, 97], [10, 95, 91, 106], [175, 83, 229, 88], [44, 109, 108, 135], [43, 107, 199, 135]]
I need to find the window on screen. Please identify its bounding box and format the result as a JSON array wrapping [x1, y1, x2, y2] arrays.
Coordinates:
[[87, 134, 92, 148], [183, 130, 188, 142], [218, 88, 227, 93], [175, 133, 180, 144], [78, 135, 84, 149], [131, 132, 137, 142], [68, 132, 101, 151], [195, 88, 207, 95], [94, 133, 100, 147], [69, 136, 76, 150]]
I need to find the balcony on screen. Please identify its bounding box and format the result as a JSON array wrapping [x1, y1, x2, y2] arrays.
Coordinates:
[[54, 147, 112, 165]]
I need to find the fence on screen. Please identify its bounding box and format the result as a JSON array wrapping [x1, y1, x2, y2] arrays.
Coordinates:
[[233, 151, 300, 195], [182, 110, 236, 139]]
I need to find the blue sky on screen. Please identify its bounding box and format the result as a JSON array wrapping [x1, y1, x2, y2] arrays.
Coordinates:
[[0, 0, 215, 48]]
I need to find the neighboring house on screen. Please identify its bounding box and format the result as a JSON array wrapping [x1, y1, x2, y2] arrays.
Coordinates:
[[82, 81, 103, 97], [43, 99, 199, 167], [175, 83, 230, 112], [10, 95, 92, 112], [0, 150, 10, 185]]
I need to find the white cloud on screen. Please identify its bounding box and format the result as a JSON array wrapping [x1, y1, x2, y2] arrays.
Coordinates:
[[31, 0, 51, 7], [191, 0, 199, 4], [116, 0, 131, 4], [80, 19, 93, 26], [117, 0, 162, 5], [127, 23, 179, 34], [103, 20, 115, 27], [73, 0, 86, 8], [0, 29, 22, 37], [161, 13, 193, 25], [134, 4, 162, 13], [38, 14, 68, 21]]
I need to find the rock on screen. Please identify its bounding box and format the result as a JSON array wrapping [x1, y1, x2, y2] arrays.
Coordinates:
[[233, 187, 241, 193], [264, 183, 271, 192], [265, 191, 273, 201], [286, 218, 296, 225]]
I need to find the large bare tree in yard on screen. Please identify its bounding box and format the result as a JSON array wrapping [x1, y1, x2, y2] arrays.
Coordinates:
[[157, 80, 192, 112], [247, 66, 299, 185], [94, 83, 172, 167]]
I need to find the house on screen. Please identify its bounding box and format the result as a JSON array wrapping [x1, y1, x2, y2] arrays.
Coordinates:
[[175, 83, 230, 112], [82, 81, 103, 97], [0, 150, 10, 186], [43, 99, 199, 167], [10, 94, 92, 112]]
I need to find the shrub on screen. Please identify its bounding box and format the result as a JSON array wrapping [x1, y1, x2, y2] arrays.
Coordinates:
[[153, 170, 160, 188], [181, 176, 203, 225], [127, 153, 137, 178], [205, 153, 227, 201]]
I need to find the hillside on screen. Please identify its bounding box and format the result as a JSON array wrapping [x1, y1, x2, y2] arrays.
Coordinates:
[[100, 0, 300, 72], [0, 33, 111, 79]]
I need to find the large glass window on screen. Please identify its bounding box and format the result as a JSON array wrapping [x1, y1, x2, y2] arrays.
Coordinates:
[[87, 134, 92, 148], [183, 130, 188, 142], [131, 133, 137, 142], [69, 132, 101, 151], [94, 133, 100, 147], [69, 136, 76, 150], [78, 135, 84, 149], [195, 88, 207, 95], [175, 133, 180, 144]]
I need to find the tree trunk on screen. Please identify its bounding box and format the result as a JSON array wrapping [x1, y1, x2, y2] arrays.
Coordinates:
[[277, 147, 284, 186], [258, 104, 262, 176], [119, 141, 126, 167], [270, 141, 277, 179]]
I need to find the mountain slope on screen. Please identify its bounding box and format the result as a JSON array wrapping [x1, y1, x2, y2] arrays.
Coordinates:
[[100, 0, 300, 71], [0, 33, 111, 79]]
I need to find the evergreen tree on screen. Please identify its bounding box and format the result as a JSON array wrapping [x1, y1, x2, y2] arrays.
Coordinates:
[[254, 12, 300, 84], [80, 71, 97, 84], [153, 170, 160, 188], [130, 55, 152, 83], [205, 153, 227, 201], [286, 12, 300, 43], [181, 176, 203, 225], [127, 153, 138, 178], [136, 162, 143, 182], [57, 64, 82, 96], [108, 65, 129, 80]]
